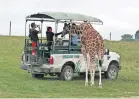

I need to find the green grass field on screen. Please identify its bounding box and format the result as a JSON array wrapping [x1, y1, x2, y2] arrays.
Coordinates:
[[0, 36, 139, 98]]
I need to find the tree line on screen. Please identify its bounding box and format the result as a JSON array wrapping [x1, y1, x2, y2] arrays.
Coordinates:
[[121, 30, 139, 41]]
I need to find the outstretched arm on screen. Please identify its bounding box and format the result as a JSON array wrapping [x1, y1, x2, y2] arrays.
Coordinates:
[[54, 32, 63, 37]]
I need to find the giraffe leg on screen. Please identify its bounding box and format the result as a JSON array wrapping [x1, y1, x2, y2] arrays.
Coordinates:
[[85, 63, 88, 86], [99, 60, 102, 88], [90, 66, 93, 86], [90, 65, 95, 86], [85, 53, 89, 86]]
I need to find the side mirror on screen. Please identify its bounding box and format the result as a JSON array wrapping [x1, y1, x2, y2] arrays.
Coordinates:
[[105, 48, 109, 55]]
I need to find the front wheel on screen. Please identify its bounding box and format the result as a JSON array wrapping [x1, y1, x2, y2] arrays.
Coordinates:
[[105, 64, 119, 80], [59, 65, 74, 81]]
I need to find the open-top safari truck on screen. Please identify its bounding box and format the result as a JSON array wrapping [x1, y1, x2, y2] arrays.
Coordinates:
[[20, 12, 121, 80]]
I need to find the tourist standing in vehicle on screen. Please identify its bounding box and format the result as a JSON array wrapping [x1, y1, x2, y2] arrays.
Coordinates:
[[71, 23, 78, 46], [29, 22, 40, 55], [71, 32, 78, 46], [29, 22, 40, 43], [46, 26, 62, 51]]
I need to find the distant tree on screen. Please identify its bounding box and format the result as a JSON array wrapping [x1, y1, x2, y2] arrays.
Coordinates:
[[121, 34, 134, 41], [135, 30, 139, 40]]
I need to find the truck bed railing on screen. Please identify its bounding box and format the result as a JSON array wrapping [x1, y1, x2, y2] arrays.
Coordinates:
[[24, 38, 52, 65], [24, 38, 82, 65]]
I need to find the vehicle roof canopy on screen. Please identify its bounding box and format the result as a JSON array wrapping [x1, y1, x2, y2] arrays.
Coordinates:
[[26, 12, 103, 24]]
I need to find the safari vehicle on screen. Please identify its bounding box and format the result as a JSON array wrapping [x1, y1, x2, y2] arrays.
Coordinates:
[[20, 12, 121, 81]]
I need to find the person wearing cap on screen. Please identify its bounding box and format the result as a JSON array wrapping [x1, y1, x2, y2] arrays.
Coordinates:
[[46, 26, 62, 51]]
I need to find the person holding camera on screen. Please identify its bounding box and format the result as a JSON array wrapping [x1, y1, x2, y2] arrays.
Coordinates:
[[29, 22, 40, 55], [29, 22, 40, 43]]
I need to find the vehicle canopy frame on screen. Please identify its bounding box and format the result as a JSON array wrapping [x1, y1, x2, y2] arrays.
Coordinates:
[[24, 12, 103, 65], [25, 11, 103, 49]]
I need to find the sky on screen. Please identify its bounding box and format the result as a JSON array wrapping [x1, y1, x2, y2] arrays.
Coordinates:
[[0, 0, 139, 40]]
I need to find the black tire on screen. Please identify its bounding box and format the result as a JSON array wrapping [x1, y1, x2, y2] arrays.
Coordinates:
[[59, 65, 74, 81], [105, 64, 119, 80], [32, 74, 44, 79]]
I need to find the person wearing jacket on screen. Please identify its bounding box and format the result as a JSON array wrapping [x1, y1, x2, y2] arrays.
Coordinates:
[[46, 26, 62, 51], [29, 22, 40, 55]]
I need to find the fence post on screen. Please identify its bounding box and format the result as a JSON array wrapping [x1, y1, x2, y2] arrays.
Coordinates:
[[9, 21, 11, 36], [110, 32, 111, 41]]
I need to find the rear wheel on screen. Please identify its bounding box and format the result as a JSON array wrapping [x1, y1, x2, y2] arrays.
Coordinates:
[[59, 65, 74, 81]]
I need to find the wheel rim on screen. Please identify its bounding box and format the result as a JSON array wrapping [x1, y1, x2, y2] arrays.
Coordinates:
[[108, 68, 117, 79], [64, 68, 73, 80]]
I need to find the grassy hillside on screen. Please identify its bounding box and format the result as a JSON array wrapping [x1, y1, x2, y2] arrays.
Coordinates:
[[0, 36, 139, 98]]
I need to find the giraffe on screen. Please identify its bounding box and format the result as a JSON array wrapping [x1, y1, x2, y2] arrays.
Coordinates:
[[63, 22, 105, 88]]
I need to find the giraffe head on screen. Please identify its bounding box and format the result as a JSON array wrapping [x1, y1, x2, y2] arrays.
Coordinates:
[[62, 22, 84, 36], [62, 22, 93, 42], [61, 23, 71, 37]]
